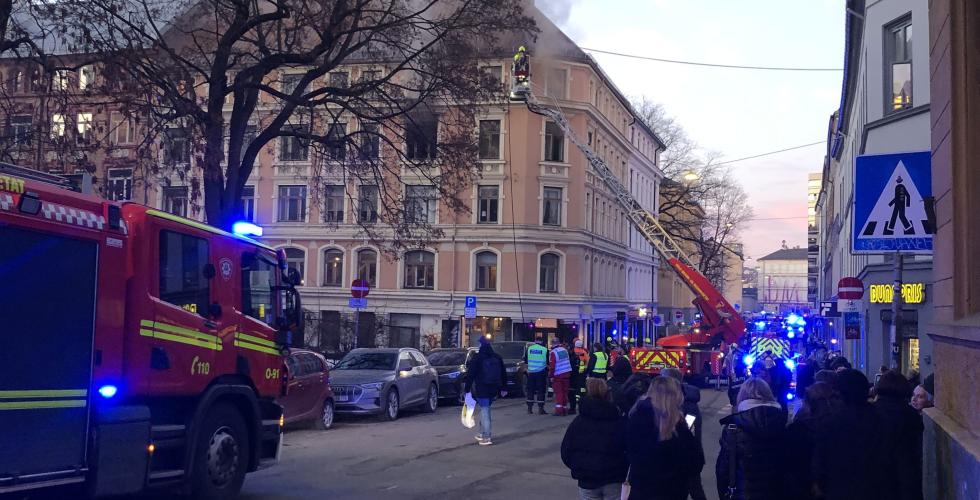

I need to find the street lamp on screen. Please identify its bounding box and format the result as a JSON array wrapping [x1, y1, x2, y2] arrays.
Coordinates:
[[682, 171, 700, 182]]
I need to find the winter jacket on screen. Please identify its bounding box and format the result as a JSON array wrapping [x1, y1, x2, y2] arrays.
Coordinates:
[[614, 373, 651, 416], [715, 400, 789, 500], [785, 415, 827, 500], [626, 399, 704, 500], [560, 396, 628, 490], [463, 345, 507, 399], [606, 357, 633, 398], [680, 381, 703, 443], [813, 403, 883, 500], [872, 396, 924, 500]]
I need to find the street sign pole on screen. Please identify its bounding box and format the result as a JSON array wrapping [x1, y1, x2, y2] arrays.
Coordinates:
[[889, 252, 904, 368], [353, 308, 359, 350]]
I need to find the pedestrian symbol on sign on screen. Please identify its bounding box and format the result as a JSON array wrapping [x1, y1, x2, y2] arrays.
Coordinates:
[[853, 151, 933, 253], [859, 162, 929, 237]]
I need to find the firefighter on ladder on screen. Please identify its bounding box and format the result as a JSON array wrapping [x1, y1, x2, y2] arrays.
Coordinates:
[[524, 337, 549, 414], [569, 338, 589, 415], [510, 46, 531, 100], [549, 338, 573, 416]]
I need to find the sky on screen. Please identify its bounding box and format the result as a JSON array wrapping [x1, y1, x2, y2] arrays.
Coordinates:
[[536, 0, 845, 265]]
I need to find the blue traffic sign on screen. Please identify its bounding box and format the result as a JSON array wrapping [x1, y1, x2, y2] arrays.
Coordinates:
[[853, 151, 932, 253], [464, 296, 477, 319], [465, 296, 477, 308]]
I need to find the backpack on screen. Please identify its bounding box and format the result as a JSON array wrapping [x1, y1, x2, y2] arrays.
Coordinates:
[[478, 355, 503, 386]]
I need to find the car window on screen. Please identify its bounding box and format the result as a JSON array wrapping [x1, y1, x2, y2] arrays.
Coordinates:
[[409, 351, 427, 366], [398, 351, 414, 370], [334, 352, 398, 370], [286, 355, 301, 377], [427, 351, 466, 366], [301, 354, 321, 375]]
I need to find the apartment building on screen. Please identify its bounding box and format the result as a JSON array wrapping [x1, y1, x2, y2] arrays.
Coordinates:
[[757, 246, 808, 314], [817, 0, 933, 377], [807, 172, 821, 309]]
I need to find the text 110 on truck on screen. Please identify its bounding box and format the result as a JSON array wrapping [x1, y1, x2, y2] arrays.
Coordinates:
[[0, 163, 302, 499]]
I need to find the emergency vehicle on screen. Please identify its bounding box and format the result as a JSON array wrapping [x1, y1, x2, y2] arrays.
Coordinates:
[[0, 163, 299, 499], [509, 53, 746, 378]]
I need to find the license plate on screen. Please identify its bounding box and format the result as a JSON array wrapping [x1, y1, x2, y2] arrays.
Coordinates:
[[336, 395, 349, 402]]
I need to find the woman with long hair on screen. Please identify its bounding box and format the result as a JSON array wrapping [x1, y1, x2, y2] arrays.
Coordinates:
[[716, 377, 789, 500], [626, 377, 704, 500]]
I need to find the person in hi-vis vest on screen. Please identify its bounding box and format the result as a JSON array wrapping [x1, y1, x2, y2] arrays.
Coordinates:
[[549, 339, 573, 416], [569, 339, 588, 414], [523, 338, 549, 414], [586, 342, 609, 379]]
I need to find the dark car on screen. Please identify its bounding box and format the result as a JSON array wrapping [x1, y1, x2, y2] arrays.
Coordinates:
[[491, 341, 531, 397], [330, 348, 439, 421], [426, 348, 473, 403], [278, 349, 335, 430]]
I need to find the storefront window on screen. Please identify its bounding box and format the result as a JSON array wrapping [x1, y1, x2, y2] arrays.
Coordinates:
[[465, 316, 512, 346]]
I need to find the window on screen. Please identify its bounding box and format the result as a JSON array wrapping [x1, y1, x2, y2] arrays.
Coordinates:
[[542, 186, 562, 226], [242, 252, 276, 326], [240, 186, 255, 222], [284, 248, 305, 285], [885, 17, 913, 112], [76, 112, 93, 144], [281, 73, 303, 95], [323, 184, 344, 222], [6, 71, 21, 93], [478, 120, 501, 159], [106, 168, 133, 201], [79, 65, 95, 90], [164, 128, 190, 166], [9, 115, 31, 144], [359, 123, 380, 159], [53, 70, 71, 91], [358, 185, 379, 223], [111, 112, 135, 145], [163, 186, 188, 217], [403, 250, 435, 289], [280, 125, 310, 161], [546, 68, 567, 99], [50, 113, 66, 139], [325, 122, 346, 160], [323, 249, 344, 287], [480, 65, 502, 90], [159, 230, 209, 315], [475, 251, 497, 291], [405, 114, 437, 160], [405, 185, 436, 223], [544, 121, 564, 162], [356, 249, 377, 287], [277, 185, 307, 222], [539, 253, 560, 293], [329, 71, 349, 88], [359, 69, 381, 83], [477, 185, 499, 223]]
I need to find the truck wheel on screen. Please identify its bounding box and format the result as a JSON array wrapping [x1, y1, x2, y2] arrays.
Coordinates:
[[422, 384, 438, 413], [379, 388, 399, 421], [314, 399, 334, 430], [190, 403, 249, 500]]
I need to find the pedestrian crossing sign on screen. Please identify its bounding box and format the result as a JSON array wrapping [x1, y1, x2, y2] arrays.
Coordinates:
[[853, 151, 932, 254]]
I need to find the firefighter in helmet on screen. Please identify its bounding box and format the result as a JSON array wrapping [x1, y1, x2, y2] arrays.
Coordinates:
[[568, 338, 588, 414], [513, 46, 530, 82]]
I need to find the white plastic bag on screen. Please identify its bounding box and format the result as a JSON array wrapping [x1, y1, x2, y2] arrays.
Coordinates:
[[460, 392, 477, 429]]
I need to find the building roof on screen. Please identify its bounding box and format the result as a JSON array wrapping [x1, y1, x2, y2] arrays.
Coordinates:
[[757, 248, 808, 261]]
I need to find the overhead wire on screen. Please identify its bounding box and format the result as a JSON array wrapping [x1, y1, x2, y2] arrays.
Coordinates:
[[711, 141, 825, 167], [581, 47, 844, 72]]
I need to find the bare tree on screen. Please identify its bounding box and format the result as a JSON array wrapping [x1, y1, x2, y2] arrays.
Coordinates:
[[39, 0, 535, 243], [632, 97, 752, 287]]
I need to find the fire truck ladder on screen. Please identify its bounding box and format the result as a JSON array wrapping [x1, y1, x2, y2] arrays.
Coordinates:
[[518, 91, 746, 345]]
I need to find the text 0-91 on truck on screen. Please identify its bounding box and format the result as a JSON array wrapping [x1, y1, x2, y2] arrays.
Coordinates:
[[0, 163, 303, 499]]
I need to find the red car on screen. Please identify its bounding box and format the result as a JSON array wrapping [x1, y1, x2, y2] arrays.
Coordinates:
[[279, 349, 335, 430]]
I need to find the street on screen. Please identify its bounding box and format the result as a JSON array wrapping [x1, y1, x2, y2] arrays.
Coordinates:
[[240, 389, 730, 500]]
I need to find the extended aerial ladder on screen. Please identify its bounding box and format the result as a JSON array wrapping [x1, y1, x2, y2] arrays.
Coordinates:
[[510, 73, 746, 347]]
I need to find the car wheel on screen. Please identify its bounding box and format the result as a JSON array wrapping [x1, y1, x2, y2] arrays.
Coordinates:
[[314, 399, 334, 430], [189, 403, 248, 500], [379, 388, 399, 421], [422, 384, 438, 413]]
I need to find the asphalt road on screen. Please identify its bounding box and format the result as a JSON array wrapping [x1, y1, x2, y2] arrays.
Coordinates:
[[241, 387, 733, 500]]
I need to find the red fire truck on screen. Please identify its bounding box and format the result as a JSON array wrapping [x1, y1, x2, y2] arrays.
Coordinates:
[[0, 164, 300, 499]]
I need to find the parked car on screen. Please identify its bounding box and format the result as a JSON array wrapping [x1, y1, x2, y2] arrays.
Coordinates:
[[278, 349, 335, 430], [491, 341, 531, 397], [330, 348, 439, 421], [426, 348, 473, 404]]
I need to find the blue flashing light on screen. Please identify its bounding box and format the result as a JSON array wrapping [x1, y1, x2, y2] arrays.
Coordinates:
[[831, 338, 839, 345], [784, 359, 797, 371], [754, 321, 767, 330], [787, 331, 796, 339], [786, 392, 795, 401], [798, 326, 805, 332], [742, 354, 755, 366], [232, 221, 264, 237], [98, 385, 118, 399]]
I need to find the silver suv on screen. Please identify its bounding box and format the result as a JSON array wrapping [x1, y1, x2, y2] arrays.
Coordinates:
[[329, 348, 439, 421]]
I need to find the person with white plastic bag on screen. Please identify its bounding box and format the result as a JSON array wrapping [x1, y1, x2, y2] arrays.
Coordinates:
[[462, 337, 507, 445], [460, 392, 477, 429]]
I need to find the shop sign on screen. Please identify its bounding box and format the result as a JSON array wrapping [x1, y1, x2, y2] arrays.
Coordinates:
[[868, 283, 926, 304]]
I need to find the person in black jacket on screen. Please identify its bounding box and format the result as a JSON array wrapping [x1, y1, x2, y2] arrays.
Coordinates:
[[561, 378, 628, 499], [812, 369, 882, 500], [785, 381, 842, 499], [613, 372, 651, 416], [626, 377, 704, 500], [661, 368, 706, 500], [606, 356, 633, 398], [716, 377, 789, 500], [872, 371, 923, 500], [463, 337, 508, 446]]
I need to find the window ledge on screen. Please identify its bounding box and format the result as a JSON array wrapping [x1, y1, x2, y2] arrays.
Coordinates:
[[540, 161, 571, 167]]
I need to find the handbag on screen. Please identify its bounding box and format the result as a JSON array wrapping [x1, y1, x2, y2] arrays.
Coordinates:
[[723, 423, 739, 500], [620, 466, 631, 500]]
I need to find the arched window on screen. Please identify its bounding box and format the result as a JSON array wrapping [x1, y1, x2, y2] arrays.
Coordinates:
[[475, 251, 497, 291], [539, 253, 560, 293], [284, 248, 305, 285], [356, 249, 378, 287], [323, 249, 343, 287], [404, 250, 435, 289]]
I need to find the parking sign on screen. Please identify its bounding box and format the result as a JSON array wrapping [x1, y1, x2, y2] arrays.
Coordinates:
[[464, 296, 477, 319]]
